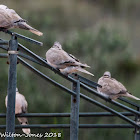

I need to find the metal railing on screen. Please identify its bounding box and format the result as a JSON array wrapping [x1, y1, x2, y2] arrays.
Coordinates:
[[0, 30, 140, 140]]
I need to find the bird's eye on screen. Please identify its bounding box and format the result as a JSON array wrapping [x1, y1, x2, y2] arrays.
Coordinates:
[[54, 45, 59, 48], [25, 122, 28, 124]]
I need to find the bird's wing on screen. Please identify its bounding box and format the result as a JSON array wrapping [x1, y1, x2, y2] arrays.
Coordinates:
[[46, 48, 76, 65], [6, 7, 22, 22], [0, 9, 12, 28], [111, 78, 127, 91], [67, 53, 80, 62], [46, 47, 90, 69], [64, 52, 90, 67], [98, 77, 126, 95]]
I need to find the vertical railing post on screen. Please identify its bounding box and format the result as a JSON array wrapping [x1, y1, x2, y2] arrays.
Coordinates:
[[134, 107, 140, 140], [70, 76, 80, 140], [6, 35, 18, 140]]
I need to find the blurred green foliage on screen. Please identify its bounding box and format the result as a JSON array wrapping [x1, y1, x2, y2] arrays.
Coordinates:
[[0, 0, 140, 140]]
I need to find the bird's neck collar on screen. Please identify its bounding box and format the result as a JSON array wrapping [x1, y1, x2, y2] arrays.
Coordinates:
[[104, 75, 110, 78]]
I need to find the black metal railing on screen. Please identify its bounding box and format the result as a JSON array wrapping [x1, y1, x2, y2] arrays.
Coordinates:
[[0, 30, 140, 140]]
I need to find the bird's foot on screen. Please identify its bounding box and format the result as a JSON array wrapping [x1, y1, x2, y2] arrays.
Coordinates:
[[53, 68, 60, 74]]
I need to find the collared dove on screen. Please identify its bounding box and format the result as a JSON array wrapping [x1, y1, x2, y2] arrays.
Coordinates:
[[97, 71, 140, 100], [5, 88, 30, 134], [0, 5, 43, 36], [46, 42, 94, 76]]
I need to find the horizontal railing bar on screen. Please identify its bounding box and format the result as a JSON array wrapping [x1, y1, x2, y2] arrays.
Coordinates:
[[1, 30, 43, 46], [18, 43, 78, 84], [0, 124, 70, 129], [80, 83, 140, 116], [0, 53, 8, 58], [0, 124, 134, 129], [17, 56, 76, 96], [79, 93, 140, 128], [0, 44, 8, 51], [0, 112, 135, 118], [79, 124, 134, 128], [0, 40, 9, 45]]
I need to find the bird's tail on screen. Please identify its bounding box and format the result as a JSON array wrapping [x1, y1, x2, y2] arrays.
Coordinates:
[[17, 22, 43, 36], [80, 63, 90, 68], [22, 127, 30, 135], [125, 93, 140, 100], [18, 117, 31, 134], [60, 66, 94, 76], [22, 128, 30, 134], [76, 67, 94, 76]]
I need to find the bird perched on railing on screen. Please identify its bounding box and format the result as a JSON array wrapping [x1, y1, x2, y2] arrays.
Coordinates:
[[5, 88, 31, 134], [0, 5, 43, 36], [97, 71, 140, 100], [46, 42, 94, 76]]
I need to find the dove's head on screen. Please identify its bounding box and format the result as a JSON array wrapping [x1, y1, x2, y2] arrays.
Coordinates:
[[53, 42, 62, 50], [103, 71, 111, 78], [18, 117, 31, 134]]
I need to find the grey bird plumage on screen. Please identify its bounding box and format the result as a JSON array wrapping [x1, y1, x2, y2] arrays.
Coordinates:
[[0, 5, 43, 36], [5, 88, 31, 134], [97, 71, 140, 100], [46, 42, 94, 76]]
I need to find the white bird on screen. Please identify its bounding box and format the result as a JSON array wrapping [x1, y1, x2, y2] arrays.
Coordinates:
[[97, 71, 140, 100], [5, 88, 31, 134], [0, 5, 43, 36], [46, 42, 94, 76]]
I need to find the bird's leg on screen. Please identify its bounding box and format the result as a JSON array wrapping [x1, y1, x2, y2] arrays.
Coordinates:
[[106, 96, 112, 103], [53, 67, 60, 74], [71, 73, 78, 78], [56, 68, 60, 71], [73, 73, 78, 77]]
